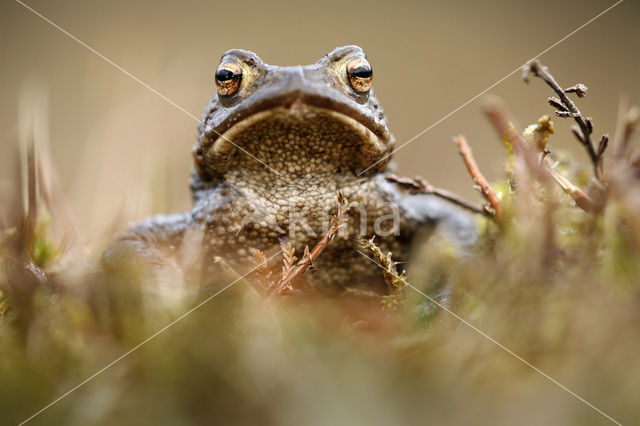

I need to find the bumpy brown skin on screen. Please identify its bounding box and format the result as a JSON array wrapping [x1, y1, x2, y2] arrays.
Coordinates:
[[104, 45, 475, 294]]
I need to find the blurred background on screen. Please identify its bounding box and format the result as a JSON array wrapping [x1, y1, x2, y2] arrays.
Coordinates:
[[1, 0, 638, 245]]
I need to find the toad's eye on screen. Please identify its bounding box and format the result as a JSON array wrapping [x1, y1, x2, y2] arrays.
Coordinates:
[[346, 58, 373, 93], [215, 62, 243, 96]]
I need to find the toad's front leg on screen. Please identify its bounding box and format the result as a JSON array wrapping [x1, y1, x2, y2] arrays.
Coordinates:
[[102, 212, 204, 297]]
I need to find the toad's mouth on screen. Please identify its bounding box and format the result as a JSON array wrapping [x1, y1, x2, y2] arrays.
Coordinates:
[[199, 97, 393, 176]]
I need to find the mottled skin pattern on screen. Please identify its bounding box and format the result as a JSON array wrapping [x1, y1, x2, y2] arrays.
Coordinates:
[[105, 46, 475, 294]]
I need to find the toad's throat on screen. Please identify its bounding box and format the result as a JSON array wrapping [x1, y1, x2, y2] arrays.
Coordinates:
[[203, 103, 390, 175]]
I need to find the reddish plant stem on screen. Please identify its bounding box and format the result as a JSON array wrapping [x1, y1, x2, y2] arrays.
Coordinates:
[[455, 135, 504, 223], [484, 98, 594, 212]]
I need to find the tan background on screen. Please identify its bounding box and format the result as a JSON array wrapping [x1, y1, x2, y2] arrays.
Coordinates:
[[1, 0, 638, 246]]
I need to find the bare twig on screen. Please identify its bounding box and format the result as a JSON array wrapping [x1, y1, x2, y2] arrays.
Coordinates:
[[548, 97, 568, 112], [484, 97, 530, 156], [547, 168, 594, 211], [523, 60, 602, 178], [596, 135, 609, 181], [384, 173, 490, 217], [484, 97, 594, 212], [485, 98, 542, 180], [564, 84, 588, 97], [455, 136, 504, 223], [268, 192, 349, 297]]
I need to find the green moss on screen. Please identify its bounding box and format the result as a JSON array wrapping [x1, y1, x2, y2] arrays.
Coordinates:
[[31, 212, 58, 268]]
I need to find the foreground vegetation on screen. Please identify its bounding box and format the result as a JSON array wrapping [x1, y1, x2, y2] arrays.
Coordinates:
[[1, 61, 639, 425]]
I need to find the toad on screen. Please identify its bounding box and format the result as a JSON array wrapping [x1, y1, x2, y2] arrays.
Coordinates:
[[104, 45, 474, 294]]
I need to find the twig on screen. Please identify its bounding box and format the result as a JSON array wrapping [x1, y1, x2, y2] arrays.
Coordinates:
[[268, 192, 349, 297], [455, 136, 504, 223], [484, 97, 594, 212], [564, 84, 588, 97], [483, 97, 539, 177], [596, 135, 609, 181], [546, 168, 594, 212], [384, 173, 490, 217], [523, 60, 602, 178]]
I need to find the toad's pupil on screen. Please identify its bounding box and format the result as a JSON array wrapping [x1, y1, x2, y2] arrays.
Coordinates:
[[216, 69, 237, 81], [350, 66, 372, 79]]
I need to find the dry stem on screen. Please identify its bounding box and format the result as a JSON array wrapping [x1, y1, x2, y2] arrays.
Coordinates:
[[455, 136, 504, 223], [384, 173, 490, 217], [546, 168, 594, 212], [268, 192, 349, 297], [524, 59, 602, 178], [484, 98, 594, 212]]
